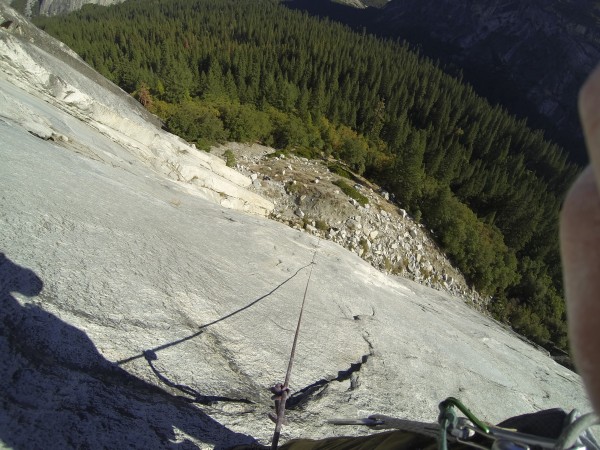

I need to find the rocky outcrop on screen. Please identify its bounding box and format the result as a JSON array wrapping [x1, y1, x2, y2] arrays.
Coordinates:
[[332, 0, 367, 9], [215, 144, 488, 309], [37, 0, 120, 16], [375, 0, 599, 157], [334, 0, 391, 8], [0, 2, 273, 217]]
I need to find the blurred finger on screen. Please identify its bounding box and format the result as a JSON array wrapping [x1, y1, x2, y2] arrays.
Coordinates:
[[561, 63, 600, 413]]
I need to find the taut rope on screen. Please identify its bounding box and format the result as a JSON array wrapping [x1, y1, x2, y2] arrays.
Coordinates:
[[270, 249, 318, 449]]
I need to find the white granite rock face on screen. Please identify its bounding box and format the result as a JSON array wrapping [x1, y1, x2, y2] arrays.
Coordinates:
[[0, 3, 273, 217], [37, 0, 119, 16], [0, 120, 591, 448], [0, 3, 593, 449]]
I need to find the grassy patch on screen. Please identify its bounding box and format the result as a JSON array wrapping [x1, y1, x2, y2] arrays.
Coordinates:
[[384, 257, 393, 272], [333, 179, 368, 206], [359, 238, 370, 255], [327, 162, 353, 179], [266, 150, 289, 159], [292, 146, 320, 160], [10, 0, 27, 14], [285, 181, 309, 197], [314, 219, 328, 231], [265, 147, 321, 159], [301, 217, 328, 232]]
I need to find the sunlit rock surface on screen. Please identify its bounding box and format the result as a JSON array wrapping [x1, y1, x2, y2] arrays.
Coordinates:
[[0, 2, 592, 449]]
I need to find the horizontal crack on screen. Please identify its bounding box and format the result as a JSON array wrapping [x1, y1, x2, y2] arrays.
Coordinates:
[[143, 350, 254, 406]]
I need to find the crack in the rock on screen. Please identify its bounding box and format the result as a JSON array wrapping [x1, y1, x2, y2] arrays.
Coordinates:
[[143, 350, 254, 406], [286, 351, 372, 409]]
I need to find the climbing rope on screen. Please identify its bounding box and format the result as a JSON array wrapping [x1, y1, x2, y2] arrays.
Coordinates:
[[263, 242, 600, 450], [270, 248, 318, 450]]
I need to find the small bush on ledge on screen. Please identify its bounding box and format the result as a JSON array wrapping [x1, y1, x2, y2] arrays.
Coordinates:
[[333, 179, 368, 206]]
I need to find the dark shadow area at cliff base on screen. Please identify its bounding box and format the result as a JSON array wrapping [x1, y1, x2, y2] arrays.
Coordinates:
[[0, 253, 257, 449]]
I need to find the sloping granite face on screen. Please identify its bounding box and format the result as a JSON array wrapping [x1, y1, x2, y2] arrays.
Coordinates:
[[37, 0, 115, 16], [0, 107, 591, 447], [0, 3, 593, 449], [0, 77, 591, 449], [0, 2, 273, 217]]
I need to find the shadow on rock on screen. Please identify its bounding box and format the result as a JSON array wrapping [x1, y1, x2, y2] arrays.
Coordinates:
[[143, 349, 254, 406], [0, 253, 257, 449]]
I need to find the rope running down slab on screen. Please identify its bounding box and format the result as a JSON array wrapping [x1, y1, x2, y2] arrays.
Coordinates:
[[270, 249, 318, 449]]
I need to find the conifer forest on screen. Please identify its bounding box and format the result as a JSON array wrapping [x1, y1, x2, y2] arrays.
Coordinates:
[[34, 0, 581, 351]]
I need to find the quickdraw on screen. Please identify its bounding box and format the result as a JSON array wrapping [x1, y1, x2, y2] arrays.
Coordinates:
[[329, 397, 600, 450]]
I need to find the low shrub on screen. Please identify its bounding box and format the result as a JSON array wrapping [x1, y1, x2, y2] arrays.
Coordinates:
[[333, 179, 368, 206], [315, 219, 328, 231], [292, 146, 320, 160], [327, 162, 353, 179], [223, 149, 236, 168]]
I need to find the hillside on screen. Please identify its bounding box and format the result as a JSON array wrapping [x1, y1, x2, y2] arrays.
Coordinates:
[[10, 0, 122, 16], [32, 0, 581, 351], [213, 143, 486, 308], [9, 0, 388, 16], [14, 0, 600, 165], [286, 0, 600, 166], [0, 2, 591, 448], [332, 0, 390, 8]]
